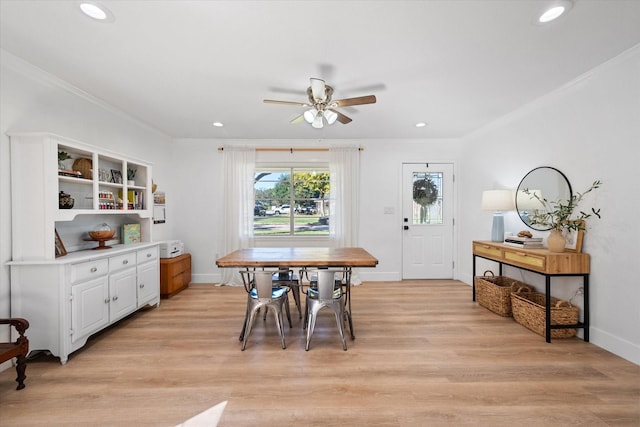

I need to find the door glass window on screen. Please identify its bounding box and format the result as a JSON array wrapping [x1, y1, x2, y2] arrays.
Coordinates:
[[412, 172, 443, 225]]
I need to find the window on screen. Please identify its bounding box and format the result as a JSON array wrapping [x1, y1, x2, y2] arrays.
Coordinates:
[[412, 171, 443, 224], [254, 167, 330, 236]]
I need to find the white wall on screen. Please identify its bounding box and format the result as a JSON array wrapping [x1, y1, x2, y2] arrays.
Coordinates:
[[458, 45, 640, 365], [0, 52, 176, 334]]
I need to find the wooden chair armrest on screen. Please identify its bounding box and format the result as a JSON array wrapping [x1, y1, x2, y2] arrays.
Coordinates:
[[0, 318, 30, 336]]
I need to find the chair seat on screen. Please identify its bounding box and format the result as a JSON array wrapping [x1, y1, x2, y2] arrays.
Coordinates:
[[250, 287, 287, 299], [307, 287, 342, 299]]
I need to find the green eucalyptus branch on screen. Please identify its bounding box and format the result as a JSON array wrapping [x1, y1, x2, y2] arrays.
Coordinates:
[[523, 180, 602, 232]]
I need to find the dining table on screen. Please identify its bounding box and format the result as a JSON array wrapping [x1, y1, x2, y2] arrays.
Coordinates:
[[216, 246, 378, 340]]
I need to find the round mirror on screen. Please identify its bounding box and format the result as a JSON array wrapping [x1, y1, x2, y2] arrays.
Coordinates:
[[516, 166, 572, 231]]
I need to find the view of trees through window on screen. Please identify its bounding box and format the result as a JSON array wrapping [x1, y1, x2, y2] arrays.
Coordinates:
[[254, 167, 331, 236]]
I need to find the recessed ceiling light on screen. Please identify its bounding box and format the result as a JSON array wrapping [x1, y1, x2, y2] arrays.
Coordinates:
[[212, 122, 224, 127], [78, 1, 114, 22], [415, 122, 427, 128], [538, 1, 573, 23]]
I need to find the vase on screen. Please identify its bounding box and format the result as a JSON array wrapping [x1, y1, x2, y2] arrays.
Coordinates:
[[547, 229, 566, 253]]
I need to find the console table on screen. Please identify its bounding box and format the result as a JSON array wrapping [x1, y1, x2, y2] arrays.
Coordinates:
[[472, 241, 590, 343]]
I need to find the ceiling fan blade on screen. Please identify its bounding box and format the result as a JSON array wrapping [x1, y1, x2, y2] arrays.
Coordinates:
[[331, 110, 352, 124], [290, 114, 305, 124], [264, 99, 310, 107], [332, 95, 377, 108], [310, 78, 326, 101]]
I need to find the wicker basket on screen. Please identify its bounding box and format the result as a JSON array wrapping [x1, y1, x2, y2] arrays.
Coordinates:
[[474, 270, 531, 317], [511, 291, 579, 338]]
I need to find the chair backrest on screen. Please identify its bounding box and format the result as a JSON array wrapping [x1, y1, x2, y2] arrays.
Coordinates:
[[254, 271, 275, 298], [315, 269, 343, 300]]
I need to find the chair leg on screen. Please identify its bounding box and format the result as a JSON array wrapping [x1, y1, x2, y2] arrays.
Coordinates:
[[241, 308, 259, 351], [291, 286, 302, 319], [239, 299, 251, 341], [303, 297, 309, 330], [285, 295, 292, 328], [15, 354, 27, 390], [272, 308, 287, 350], [333, 307, 348, 351], [305, 305, 320, 351]]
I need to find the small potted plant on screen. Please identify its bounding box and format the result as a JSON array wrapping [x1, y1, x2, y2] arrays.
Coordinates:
[[127, 168, 137, 186], [524, 180, 602, 252], [58, 150, 72, 170]]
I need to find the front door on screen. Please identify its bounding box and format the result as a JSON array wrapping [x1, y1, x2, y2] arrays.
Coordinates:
[[402, 163, 454, 279]]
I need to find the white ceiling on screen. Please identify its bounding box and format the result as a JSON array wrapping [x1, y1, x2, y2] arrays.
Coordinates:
[[2, 0, 640, 140]]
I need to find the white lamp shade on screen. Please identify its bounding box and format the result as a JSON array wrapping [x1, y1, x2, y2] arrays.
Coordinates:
[[303, 109, 316, 124], [481, 190, 515, 211], [324, 109, 338, 125], [312, 114, 324, 129]]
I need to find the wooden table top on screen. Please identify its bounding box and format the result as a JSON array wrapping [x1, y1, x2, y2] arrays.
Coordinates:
[[216, 247, 378, 268]]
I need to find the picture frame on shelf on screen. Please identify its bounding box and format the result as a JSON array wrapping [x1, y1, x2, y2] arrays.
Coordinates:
[[110, 169, 122, 184], [564, 221, 584, 253], [55, 229, 67, 258]]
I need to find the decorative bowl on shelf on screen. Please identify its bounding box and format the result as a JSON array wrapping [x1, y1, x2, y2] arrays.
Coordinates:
[[88, 230, 115, 240], [86, 223, 115, 250]]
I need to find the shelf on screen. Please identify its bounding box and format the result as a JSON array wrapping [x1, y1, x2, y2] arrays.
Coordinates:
[[10, 132, 154, 260]]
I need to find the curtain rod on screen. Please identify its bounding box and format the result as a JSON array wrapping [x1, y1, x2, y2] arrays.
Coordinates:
[[217, 147, 364, 152]]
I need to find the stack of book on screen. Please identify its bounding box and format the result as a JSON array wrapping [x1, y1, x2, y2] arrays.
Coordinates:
[[504, 235, 543, 248]]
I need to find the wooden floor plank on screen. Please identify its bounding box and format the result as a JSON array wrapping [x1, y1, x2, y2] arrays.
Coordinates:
[[0, 281, 638, 426]]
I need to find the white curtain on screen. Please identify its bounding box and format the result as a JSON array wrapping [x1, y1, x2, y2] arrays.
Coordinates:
[[220, 146, 255, 285], [329, 146, 362, 284]]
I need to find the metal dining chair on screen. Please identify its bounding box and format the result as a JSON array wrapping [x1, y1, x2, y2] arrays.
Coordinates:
[[303, 268, 352, 351], [271, 267, 302, 319], [239, 270, 292, 350]]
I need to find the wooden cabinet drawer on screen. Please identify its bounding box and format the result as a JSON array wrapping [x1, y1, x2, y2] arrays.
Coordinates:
[[109, 252, 136, 272], [137, 246, 158, 264], [160, 253, 191, 298], [70, 259, 109, 284], [473, 243, 503, 260], [504, 250, 546, 270]]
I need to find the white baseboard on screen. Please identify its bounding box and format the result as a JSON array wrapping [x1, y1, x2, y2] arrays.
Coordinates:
[[589, 327, 640, 366]]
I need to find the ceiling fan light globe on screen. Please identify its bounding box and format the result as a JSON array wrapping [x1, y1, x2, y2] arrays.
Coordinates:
[[312, 115, 324, 129], [303, 109, 316, 123], [324, 109, 338, 125]]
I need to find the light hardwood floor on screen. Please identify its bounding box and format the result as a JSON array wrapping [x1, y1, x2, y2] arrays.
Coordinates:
[[1, 281, 638, 426]]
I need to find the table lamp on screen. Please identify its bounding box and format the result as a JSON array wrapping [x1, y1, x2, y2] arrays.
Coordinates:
[[481, 190, 515, 242]]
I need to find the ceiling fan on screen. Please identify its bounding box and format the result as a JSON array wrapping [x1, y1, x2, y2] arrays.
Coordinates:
[[263, 78, 377, 129]]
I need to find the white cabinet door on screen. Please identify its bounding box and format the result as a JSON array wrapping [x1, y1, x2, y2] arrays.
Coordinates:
[[137, 261, 159, 307], [71, 276, 110, 343], [109, 268, 138, 322]]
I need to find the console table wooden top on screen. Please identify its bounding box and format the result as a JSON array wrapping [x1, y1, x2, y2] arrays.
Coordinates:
[[473, 241, 590, 274]]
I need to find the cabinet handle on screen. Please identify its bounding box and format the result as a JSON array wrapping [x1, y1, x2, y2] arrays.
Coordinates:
[[91, 267, 98, 273], [104, 298, 110, 304], [113, 296, 118, 301], [147, 253, 152, 258], [123, 260, 129, 265], [139, 283, 145, 289]]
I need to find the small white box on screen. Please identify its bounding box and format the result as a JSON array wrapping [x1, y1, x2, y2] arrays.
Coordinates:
[[159, 240, 184, 258]]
